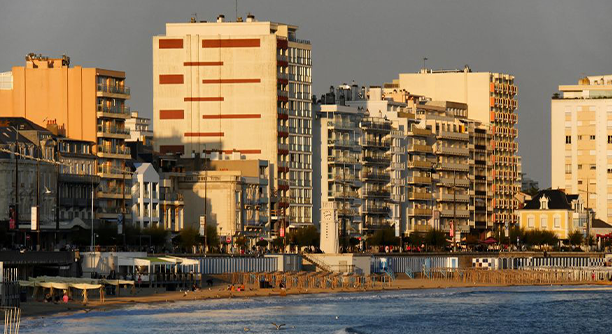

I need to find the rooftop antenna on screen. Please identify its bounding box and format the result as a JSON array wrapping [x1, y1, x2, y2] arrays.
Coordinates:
[[423, 57, 428, 71], [235, 0, 238, 21], [192, 12, 198, 22]]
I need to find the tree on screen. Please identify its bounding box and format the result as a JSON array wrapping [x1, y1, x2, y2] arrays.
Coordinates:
[[568, 230, 584, 247], [256, 239, 268, 248], [368, 228, 399, 247], [177, 226, 199, 252], [205, 225, 219, 252], [271, 237, 284, 250], [142, 226, 169, 250], [295, 226, 319, 249], [406, 233, 424, 247], [424, 229, 447, 250], [235, 236, 248, 250]]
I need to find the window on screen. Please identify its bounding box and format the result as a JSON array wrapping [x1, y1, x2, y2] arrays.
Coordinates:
[[590, 135, 596, 140], [578, 164, 582, 170], [554, 217, 561, 228], [540, 216, 548, 229], [578, 135, 583, 140], [608, 135, 612, 144], [565, 164, 572, 174], [528, 217, 535, 228], [566, 136, 571, 144], [590, 164, 596, 170], [578, 180, 583, 185], [608, 168, 612, 174]]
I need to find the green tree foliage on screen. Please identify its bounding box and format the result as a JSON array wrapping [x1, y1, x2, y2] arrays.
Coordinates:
[[406, 232, 425, 246], [205, 225, 219, 251], [256, 239, 268, 247], [177, 226, 200, 251], [142, 225, 169, 249], [523, 230, 559, 247], [96, 222, 119, 246], [271, 237, 285, 249], [235, 236, 248, 249], [568, 230, 584, 246], [368, 228, 399, 247], [424, 229, 447, 249], [295, 226, 319, 248]]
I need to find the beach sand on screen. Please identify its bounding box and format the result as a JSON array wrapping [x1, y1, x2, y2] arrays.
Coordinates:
[[20, 276, 612, 319]]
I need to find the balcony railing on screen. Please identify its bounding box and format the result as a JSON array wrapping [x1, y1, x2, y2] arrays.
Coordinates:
[[407, 192, 432, 200], [437, 131, 469, 141], [97, 125, 130, 136], [407, 144, 433, 153], [407, 176, 432, 184], [97, 83, 130, 96], [437, 162, 470, 172], [407, 160, 433, 169], [435, 145, 470, 156], [97, 105, 131, 117], [97, 145, 131, 156], [98, 165, 129, 175], [407, 208, 433, 216]]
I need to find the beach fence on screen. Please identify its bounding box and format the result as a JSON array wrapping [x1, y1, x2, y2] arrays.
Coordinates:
[[198, 255, 302, 275], [472, 257, 607, 270], [371, 256, 459, 275], [1, 263, 20, 334]]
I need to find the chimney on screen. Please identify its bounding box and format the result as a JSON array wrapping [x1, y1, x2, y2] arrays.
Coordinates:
[[246, 13, 255, 22], [217, 14, 225, 23]]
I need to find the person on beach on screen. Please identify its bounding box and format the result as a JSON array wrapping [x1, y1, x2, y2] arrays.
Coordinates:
[[63, 292, 69, 303]]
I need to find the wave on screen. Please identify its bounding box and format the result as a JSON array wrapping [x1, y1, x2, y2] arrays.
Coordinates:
[[334, 326, 368, 334]]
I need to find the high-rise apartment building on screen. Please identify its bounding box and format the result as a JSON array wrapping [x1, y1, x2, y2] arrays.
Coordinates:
[[153, 14, 312, 232], [551, 75, 612, 227], [313, 103, 364, 240], [0, 54, 132, 224], [388, 67, 519, 231]]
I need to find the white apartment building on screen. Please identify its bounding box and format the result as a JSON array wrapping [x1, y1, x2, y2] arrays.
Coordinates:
[[153, 14, 312, 232], [126, 111, 153, 145], [551, 75, 612, 226], [131, 163, 160, 229]]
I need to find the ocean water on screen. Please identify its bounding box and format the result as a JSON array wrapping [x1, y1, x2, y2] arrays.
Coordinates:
[[20, 286, 612, 334]]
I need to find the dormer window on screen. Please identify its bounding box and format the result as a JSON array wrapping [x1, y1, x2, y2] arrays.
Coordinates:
[[539, 195, 549, 210]]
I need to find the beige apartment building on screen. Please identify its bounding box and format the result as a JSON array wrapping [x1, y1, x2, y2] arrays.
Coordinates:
[[153, 14, 312, 232], [551, 75, 612, 227], [0, 54, 132, 223], [387, 67, 519, 231]]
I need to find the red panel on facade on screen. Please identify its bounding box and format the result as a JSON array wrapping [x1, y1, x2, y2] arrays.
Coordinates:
[[184, 132, 224, 137], [184, 97, 224, 102], [277, 39, 288, 49], [160, 110, 184, 119], [184, 61, 224, 66], [202, 79, 261, 84], [160, 145, 184, 155], [202, 114, 261, 119], [159, 74, 184, 84], [159, 39, 183, 49], [202, 39, 260, 48]]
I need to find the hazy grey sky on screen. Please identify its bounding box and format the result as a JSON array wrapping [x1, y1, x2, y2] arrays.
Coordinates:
[[1, 0, 611, 187]]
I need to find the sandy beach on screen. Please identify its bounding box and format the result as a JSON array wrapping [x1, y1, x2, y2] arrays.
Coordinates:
[[19, 275, 612, 319]]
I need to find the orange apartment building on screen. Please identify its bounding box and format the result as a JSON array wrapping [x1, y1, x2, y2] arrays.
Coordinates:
[[387, 66, 520, 233], [153, 14, 313, 231], [0, 53, 132, 223]]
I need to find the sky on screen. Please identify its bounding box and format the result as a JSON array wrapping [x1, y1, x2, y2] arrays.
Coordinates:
[[1, 0, 612, 188]]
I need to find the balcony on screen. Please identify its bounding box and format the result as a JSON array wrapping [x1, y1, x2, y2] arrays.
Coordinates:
[[362, 189, 390, 198], [59, 173, 100, 184], [98, 165, 129, 178], [97, 125, 130, 139], [363, 205, 389, 215], [327, 120, 357, 131], [407, 192, 432, 200], [437, 193, 470, 202], [435, 145, 469, 156], [439, 178, 470, 187], [363, 139, 387, 148], [388, 162, 404, 170], [437, 161, 470, 172], [97, 83, 130, 98], [331, 190, 359, 199], [407, 144, 433, 153], [328, 155, 359, 165], [328, 139, 358, 148], [440, 209, 470, 218], [437, 131, 469, 141], [278, 143, 289, 154], [362, 172, 390, 181], [408, 128, 432, 137], [407, 208, 433, 216], [97, 145, 131, 159], [160, 192, 184, 204], [363, 155, 391, 165], [407, 160, 433, 169], [97, 187, 130, 199], [407, 176, 432, 184], [97, 105, 131, 119]]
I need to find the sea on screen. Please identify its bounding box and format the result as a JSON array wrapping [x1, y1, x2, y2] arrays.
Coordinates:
[[20, 285, 612, 334]]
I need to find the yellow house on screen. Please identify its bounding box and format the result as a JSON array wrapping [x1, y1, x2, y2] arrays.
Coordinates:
[[518, 189, 587, 239]]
